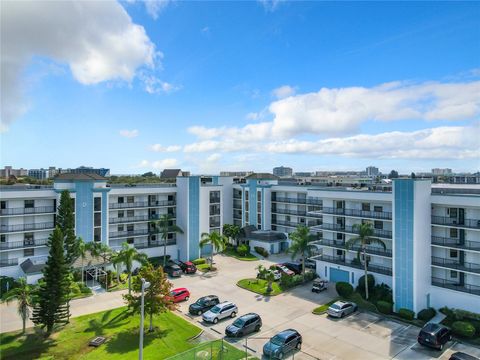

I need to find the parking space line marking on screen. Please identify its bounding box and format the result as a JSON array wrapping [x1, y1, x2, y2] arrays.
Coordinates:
[[210, 328, 221, 335], [243, 345, 257, 353]]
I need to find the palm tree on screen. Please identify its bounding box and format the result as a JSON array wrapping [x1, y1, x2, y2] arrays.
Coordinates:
[[345, 222, 386, 300], [199, 232, 227, 267], [153, 214, 184, 267], [288, 225, 317, 277], [77, 238, 88, 283], [2, 278, 32, 333], [110, 251, 123, 285], [265, 270, 276, 294], [117, 243, 148, 295]]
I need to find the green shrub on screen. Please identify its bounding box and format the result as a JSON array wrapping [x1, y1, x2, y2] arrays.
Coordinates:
[[377, 301, 393, 314], [470, 320, 480, 336], [371, 283, 393, 303], [237, 244, 249, 256], [452, 321, 476, 338], [335, 282, 354, 298], [254, 246, 269, 258], [417, 308, 436, 322], [148, 255, 171, 268], [357, 274, 375, 297], [120, 273, 128, 283], [398, 308, 415, 321], [192, 258, 207, 265]]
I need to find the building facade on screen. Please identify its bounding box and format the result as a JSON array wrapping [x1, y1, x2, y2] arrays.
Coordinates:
[[273, 166, 293, 178], [1, 174, 479, 313]]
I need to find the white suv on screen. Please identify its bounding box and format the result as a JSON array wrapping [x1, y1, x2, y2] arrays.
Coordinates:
[[202, 301, 238, 324]]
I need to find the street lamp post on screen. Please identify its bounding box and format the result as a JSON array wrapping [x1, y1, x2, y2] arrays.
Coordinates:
[[139, 278, 151, 360]]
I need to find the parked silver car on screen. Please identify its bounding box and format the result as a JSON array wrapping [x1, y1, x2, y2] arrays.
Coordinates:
[[202, 301, 238, 324], [327, 301, 357, 318]]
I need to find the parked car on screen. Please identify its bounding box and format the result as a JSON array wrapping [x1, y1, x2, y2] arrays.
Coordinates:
[[274, 264, 295, 276], [282, 262, 302, 275], [188, 295, 220, 315], [202, 301, 238, 324], [225, 313, 262, 337], [164, 263, 182, 277], [304, 258, 317, 269], [170, 259, 197, 274], [417, 323, 452, 350], [327, 301, 358, 318], [169, 288, 190, 303], [263, 329, 302, 359], [449, 352, 480, 360]]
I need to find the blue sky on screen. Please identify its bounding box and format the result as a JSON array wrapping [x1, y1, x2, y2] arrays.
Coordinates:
[[1, 1, 479, 174]]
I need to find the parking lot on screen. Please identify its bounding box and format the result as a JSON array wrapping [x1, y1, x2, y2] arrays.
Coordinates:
[[171, 254, 480, 360]]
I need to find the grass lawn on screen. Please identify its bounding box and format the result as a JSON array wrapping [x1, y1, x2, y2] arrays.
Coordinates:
[[237, 278, 283, 296], [0, 307, 202, 360], [197, 264, 217, 273], [222, 248, 258, 261], [312, 299, 338, 315], [167, 340, 249, 360]]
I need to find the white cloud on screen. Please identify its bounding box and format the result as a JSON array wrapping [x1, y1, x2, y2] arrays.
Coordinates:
[[144, 0, 171, 19], [150, 144, 182, 152], [258, 0, 283, 12], [1, 0, 157, 130], [201, 26, 210, 34], [272, 85, 296, 99], [206, 153, 221, 163], [137, 158, 178, 169], [142, 75, 180, 94], [119, 129, 139, 138]]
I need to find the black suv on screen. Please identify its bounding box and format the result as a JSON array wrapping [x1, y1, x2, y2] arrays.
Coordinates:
[[188, 295, 220, 315], [283, 262, 302, 275], [225, 313, 262, 337], [170, 259, 197, 274], [417, 323, 452, 350], [164, 263, 182, 277]]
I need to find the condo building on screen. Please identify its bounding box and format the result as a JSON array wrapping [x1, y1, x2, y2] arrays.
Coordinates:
[[0, 173, 479, 313]]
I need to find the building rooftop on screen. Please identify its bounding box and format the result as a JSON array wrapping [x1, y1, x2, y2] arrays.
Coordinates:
[[55, 173, 107, 181], [245, 173, 279, 180]]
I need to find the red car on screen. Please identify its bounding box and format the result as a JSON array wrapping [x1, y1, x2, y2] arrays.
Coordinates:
[[170, 288, 190, 303], [275, 264, 295, 276]]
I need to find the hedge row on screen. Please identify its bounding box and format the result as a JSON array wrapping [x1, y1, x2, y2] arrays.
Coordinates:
[[254, 246, 269, 258], [335, 282, 353, 298]]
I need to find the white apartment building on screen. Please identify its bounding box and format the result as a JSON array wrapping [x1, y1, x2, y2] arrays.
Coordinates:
[[1, 173, 479, 313]]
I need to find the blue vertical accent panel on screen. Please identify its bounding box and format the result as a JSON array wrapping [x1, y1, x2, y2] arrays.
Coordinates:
[[394, 179, 415, 311], [188, 176, 200, 260], [212, 176, 219, 185], [247, 180, 258, 226], [75, 181, 94, 242], [261, 188, 265, 230], [101, 190, 109, 243], [241, 186, 245, 225]]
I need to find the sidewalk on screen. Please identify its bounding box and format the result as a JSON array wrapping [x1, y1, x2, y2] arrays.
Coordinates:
[[0, 288, 127, 333]]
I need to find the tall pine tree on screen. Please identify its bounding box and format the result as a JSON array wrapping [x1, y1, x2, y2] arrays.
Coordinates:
[[31, 227, 71, 334], [57, 190, 78, 265]]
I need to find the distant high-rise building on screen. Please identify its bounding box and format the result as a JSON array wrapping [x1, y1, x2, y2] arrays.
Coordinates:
[[219, 171, 253, 177], [273, 166, 293, 178], [432, 168, 452, 176], [294, 172, 313, 177], [366, 166, 380, 177], [0, 166, 28, 179], [28, 168, 49, 180]]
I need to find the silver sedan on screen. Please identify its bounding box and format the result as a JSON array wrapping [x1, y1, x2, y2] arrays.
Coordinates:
[[327, 301, 358, 318]]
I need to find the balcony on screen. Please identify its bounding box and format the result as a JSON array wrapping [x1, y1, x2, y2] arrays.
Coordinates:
[[0, 222, 55, 234], [313, 223, 392, 239], [272, 220, 304, 228], [0, 238, 49, 250], [233, 200, 242, 210], [315, 239, 392, 257], [0, 258, 19, 267], [109, 200, 176, 209], [233, 193, 242, 200], [134, 239, 177, 249], [311, 254, 393, 276], [109, 229, 151, 239], [431, 277, 480, 296], [318, 207, 392, 220], [0, 206, 56, 216], [431, 236, 480, 252], [306, 198, 322, 206], [272, 208, 307, 216], [109, 215, 149, 224], [432, 216, 480, 229], [272, 197, 307, 204], [431, 256, 480, 274]]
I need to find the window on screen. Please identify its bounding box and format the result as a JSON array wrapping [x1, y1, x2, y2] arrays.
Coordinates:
[[449, 208, 458, 218], [336, 233, 344, 240], [118, 197, 124, 204], [0, 235, 5, 243], [118, 211, 124, 218], [450, 228, 458, 238], [94, 197, 101, 211], [127, 238, 134, 244], [450, 270, 458, 278], [374, 221, 383, 230], [449, 249, 458, 258], [24, 200, 34, 208], [94, 228, 101, 242], [127, 210, 134, 217], [24, 233, 34, 244], [336, 249, 343, 256], [257, 191, 261, 200], [94, 212, 101, 227], [373, 205, 383, 213], [118, 225, 124, 231], [127, 224, 134, 232], [127, 196, 134, 203], [0, 201, 6, 210], [362, 203, 370, 211], [24, 248, 34, 257]]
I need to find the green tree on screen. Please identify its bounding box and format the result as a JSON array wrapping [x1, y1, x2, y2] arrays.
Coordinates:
[[31, 227, 71, 334], [123, 263, 176, 332], [2, 278, 33, 334], [288, 225, 316, 277], [199, 232, 227, 266], [345, 223, 387, 300], [117, 243, 148, 295], [223, 224, 241, 245], [265, 270, 276, 294], [110, 251, 123, 285], [153, 214, 184, 267], [77, 238, 88, 283], [89, 242, 112, 266], [57, 190, 78, 266], [388, 170, 399, 179], [411, 172, 416, 179]]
